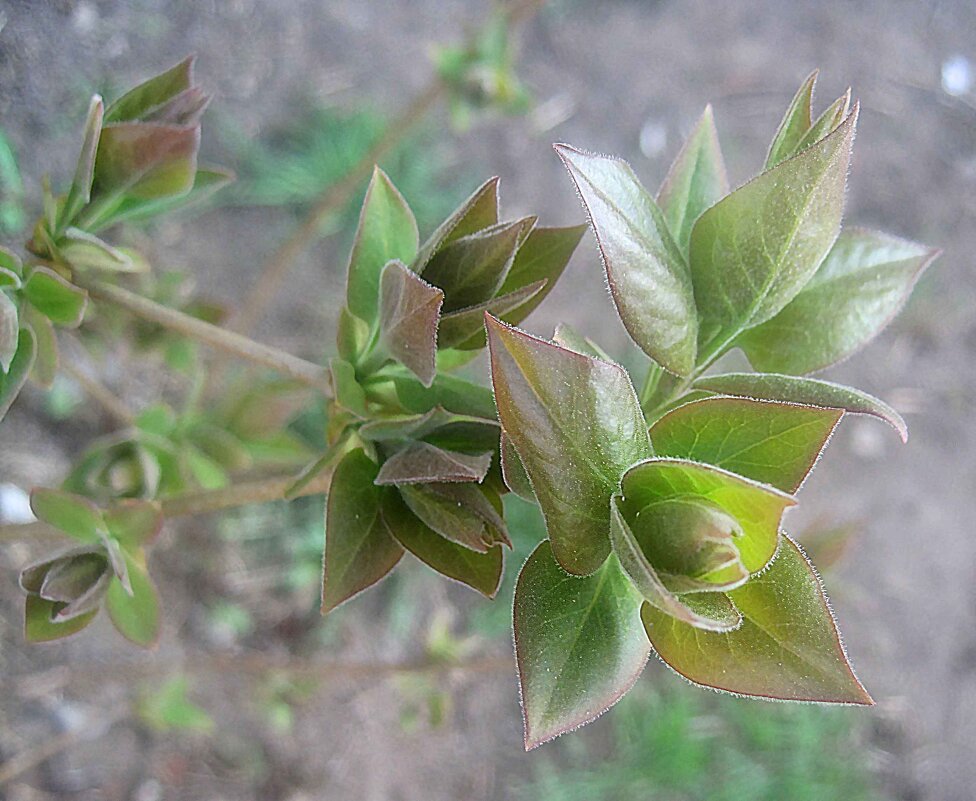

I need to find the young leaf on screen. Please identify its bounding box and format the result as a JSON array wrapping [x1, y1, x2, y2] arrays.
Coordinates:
[[610, 496, 742, 632], [619, 458, 794, 574], [60, 228, 139, 272], [359, 406, 497, 443], [641, 535, 873, 704], [500, 430, 534, 500], [336, 306, 370, 364], [514, 540, 650, 749], [22, 267, 88, 327], [61, 94, 105, 229], [766, 70, 817, 169], [486, 315, 652, 575], [694, 372, 908, 442], [382, 492, 502, 598], [104, 56, 195, 123], [322, 449, 404, 613], [105, 551, 161, 647], [422, 217, 534, 312], [657, 105, 729, 253], [411, 177, 500, 273], [556, 144, 698, 376], [551, 323, 613, 361], [392, 372, 496, 419], [437, 279, 545, 350], [378, 260, 443, 387], [496, 224, 587, 324], [737, 228, 940, 375], [649, 396, 843, 493], [94, 122, 200, 200], [30, 488, 104, 543], [794, 89, 851, 154], [0, 327, 36, 421], [329, 358, 368, 418], [374, 442, 492, 485], [25, 594, 98, 643], [103, 500, 164, 551], [689, 107, 858, 363], [26, 308, 58, 389], [345, 168, 419, 326], [399, 482, 509, 552], [0, 290, 18, 372]]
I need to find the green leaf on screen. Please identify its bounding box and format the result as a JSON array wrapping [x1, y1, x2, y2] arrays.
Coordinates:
[[382, 491, 502, 598], [105, 550, 161, 647], [556, 143, 697, 376], [322, 449, 404, 613], [25, 594, 98, 643], [657, 105, 729, 253], [689, 107, 858, 362], [0, 290, 18, 372], [496, 224, 586, 324], [649, 396, 842, 493], [437, 279, 545, 351], [359, 406, 497, 443], [392, 371, 496, 419], [514, 540, 650, 749], [345, 167, 419, 326], [0, 326, 35, 420], [91, 167, 233, 229], [500, 430, 533, 500], [60, 227, 140, 272], [22, 267, 88, 327], [641, 535, 873, 704], [486, 315, 651, 575], [61, 94, 104, 229], [694, 372, 908, 442], [0, 246, 22, 277], [138, 676, 214, 734], [94, 122, 200, 200], [609, 496, 742, 632], [375, 443, 492, 485], [336, 306, 370, 364], [794, 89, 851, 154], [411, 177, 499, 273], [619, 458, 794, 574], [105, 56, 195, 123], [103, 500, 163, 551], [550, 322, 613, 361], [329, 357, 368, 418], [422, 217, 534, 312], [25, 308, 57, 389], [378, 260, 443, 387], [737, 228, 940, 375], [766, 70, 817, 169], [30, 488, 104, 543], [398, 482, 509, 552]]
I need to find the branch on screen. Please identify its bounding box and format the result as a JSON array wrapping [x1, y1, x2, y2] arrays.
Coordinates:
[[59, 347, 136, 427], [78, 279, 333, 394]]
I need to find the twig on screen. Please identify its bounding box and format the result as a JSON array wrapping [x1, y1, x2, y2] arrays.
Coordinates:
[[60, 359, 135, 427], [0, 706, 128, 786], [78, 279, 333, 394]]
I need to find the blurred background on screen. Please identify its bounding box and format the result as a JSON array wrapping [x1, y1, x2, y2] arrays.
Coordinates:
[[0, 1, 973, 798]]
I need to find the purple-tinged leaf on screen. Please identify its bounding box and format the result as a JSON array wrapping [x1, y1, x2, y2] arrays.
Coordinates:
[[693, 372, 908, 442], [487, 315, 651, 575], [322, 449, 404, 613], [619, 458, 795, 574], [61, 94, 104, 229], [642, 535, 873, 705], [657, 105, 729, 254], [382, 492, 502, 598], [766, 70, 817, 169], [412, 177, 500, 273], [39, 552, 107, 603], [399, 482, 510, 552], [500, 430, 533, 500], [0, 291, 18, 372], [422, 217, 535, 312], [556, 143, 698, 376], [738, 228, 941, 375], [514, 540, 649, 750], [0, 327, 35, 420], [650, 396, 843, 493], [346, 168, 419, 326], [496, 224, 586, 324], [142, 87, 210, 126], [25, 594, 98, 643], [437, 279, 545, 350], [690, 107, 858, 362], [104, 56, 195, 123], [379, 260, 443, 387], [610, 496, 742, 632], [105, 550, 160, 647], [22, 267, 88, 327], [94, 122, 200, 200], [375, 442, 492, 485]]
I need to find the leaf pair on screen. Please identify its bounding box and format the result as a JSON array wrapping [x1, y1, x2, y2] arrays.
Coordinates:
[[21, 489, 163, 646]]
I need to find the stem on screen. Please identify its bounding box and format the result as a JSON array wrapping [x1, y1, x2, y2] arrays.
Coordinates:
[[60, 358, 135, 427], [231, 81, 446, 336], [0, 468, 336, 542], [79, 278, 333, 395]]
